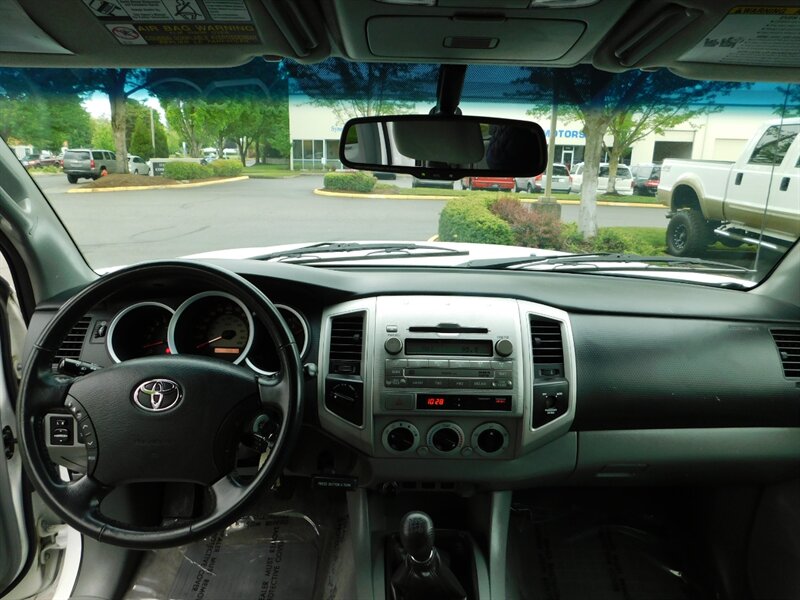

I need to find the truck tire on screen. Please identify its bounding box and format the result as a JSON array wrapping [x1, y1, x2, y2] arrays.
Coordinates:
[[66, 174, 77, 184], [666, 210, 712, 257]]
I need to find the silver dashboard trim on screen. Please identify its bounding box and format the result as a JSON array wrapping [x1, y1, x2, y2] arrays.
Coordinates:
[[106, 301, 174, 364]]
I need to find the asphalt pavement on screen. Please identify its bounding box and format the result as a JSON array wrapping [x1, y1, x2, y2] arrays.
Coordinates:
[[33, 173, 667, 270]]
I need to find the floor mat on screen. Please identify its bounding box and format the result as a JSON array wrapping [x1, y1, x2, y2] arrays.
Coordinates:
[[508, 493, 711, 600], [125, 482, 354, 600]]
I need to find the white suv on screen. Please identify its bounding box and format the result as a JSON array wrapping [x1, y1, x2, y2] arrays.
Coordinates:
[[569, 162, 634, 195]]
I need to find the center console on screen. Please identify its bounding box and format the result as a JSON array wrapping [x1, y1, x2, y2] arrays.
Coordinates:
[[318, 295, 576, 469]]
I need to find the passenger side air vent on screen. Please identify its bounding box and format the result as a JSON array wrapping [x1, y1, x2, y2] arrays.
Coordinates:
[[771, 329, 800, 378], [530, 316, 564, 366], [329, 312, 365, 376], [530, 315, 569, 428], [54, 317, 91, 362]]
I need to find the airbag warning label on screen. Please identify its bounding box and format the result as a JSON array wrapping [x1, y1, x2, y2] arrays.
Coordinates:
[[106, 22, 259, 45], [679, 6, 800, 67]]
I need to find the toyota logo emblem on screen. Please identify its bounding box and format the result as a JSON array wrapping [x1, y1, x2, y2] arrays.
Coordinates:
[[133, 379, 182, 412]]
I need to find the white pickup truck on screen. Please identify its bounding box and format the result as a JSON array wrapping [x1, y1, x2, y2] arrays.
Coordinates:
[[659, 118, 800, 257]]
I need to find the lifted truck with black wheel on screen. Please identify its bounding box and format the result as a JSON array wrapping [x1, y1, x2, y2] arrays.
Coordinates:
[[659, 118, 800, 257]]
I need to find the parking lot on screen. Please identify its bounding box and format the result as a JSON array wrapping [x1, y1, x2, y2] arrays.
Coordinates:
[[34, 174, 668, 269]]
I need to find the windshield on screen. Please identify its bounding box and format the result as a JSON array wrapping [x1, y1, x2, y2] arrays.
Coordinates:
[[1, 60, 797, 286]]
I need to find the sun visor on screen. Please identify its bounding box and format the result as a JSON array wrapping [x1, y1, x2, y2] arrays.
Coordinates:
[[0, 0, 72, 54], [367, 16, 585, 61], [392, 120, 485, 164]]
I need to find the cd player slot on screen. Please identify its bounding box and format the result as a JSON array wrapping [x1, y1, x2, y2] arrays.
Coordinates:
[[408, 325, 489, 334]]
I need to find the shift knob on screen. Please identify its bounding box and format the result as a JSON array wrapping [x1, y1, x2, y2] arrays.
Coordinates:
[[399, 511, 435, 562]]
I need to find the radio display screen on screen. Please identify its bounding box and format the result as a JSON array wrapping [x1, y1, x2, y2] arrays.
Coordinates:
[[405, 338, 493, 357], [416, 394, 512, 411]]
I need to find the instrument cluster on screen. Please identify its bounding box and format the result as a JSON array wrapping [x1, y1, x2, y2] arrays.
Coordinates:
[[106, 291, 309, 374]]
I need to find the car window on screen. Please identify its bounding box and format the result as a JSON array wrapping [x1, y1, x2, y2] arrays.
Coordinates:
[[748, 123, 800, 165], [618, 166, 632, 178], [64, 151, 89, 161], [650, 166, 661, 179], [598, 166, 609, 177], [552, 165, 568, 176]]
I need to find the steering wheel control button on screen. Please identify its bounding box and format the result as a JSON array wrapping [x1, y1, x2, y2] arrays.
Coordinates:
[[427, 422, 464, 455], [48, 415, 74, 445], [382, 421, 420, 454], [471, 423, 510, 456], [132, 379, 182, 412], [532, 382, 569, 428], [64, 397, 88, 422]]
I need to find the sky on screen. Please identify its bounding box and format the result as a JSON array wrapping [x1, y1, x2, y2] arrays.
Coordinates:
[[83, 91, 166, 123]]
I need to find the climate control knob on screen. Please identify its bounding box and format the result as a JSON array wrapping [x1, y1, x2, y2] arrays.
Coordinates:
[[471, 423, 509, 456], [382, 421, 420, 454], [427, 422, 464, 454]]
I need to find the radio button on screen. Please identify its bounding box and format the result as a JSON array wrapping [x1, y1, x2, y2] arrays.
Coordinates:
[[408, 378, 426, 387], [429, 359, 449, 369], [472, 361, 492, 370], [407, 359, 429, 369], [495, 370, 513, 378], [384, 337, 403, 355], [387, 367, 404, 377], [384, 393, 415, 411], [495, 339, 513, 357], [471, 380, 491, 389], [449, 360, 472, 369], [492, 361, 512, 370], [386, 359, 407, 369]]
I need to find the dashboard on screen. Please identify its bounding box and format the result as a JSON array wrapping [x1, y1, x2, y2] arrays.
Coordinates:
[[31, 260, 800, 489]]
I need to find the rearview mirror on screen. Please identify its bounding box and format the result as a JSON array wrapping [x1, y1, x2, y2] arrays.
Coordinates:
[[339, 115, 547, 180]]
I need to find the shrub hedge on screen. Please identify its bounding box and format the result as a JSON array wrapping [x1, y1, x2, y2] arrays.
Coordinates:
[[438, 198, 514, 246], [439, 196, 664, 254], [323, 171, 377, 193], [163, 161, 212, 180], [209, 159, 243, 177]]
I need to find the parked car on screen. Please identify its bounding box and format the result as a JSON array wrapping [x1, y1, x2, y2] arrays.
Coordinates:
[[515, 163, 571, 193], [20, 154, 41, 169], [202, 147, 219, 161], [128, 155, 150, 175], [660, 118, 800, 256], [222, 148, 238, 160], [62, 149, 120, 183], [461, 176, 515, 191], [631, 163, 661, 195], [412, 177, 453, 189], [569, 162, 634, 195]]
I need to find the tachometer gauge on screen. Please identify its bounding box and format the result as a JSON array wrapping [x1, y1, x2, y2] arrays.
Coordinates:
[[107, 302, 174, 363], [169, 292, 254, 364], [246, 304, 309, 375]]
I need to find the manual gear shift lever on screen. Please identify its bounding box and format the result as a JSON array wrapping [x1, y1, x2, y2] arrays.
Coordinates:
[[400, 511, 435, 563], [390, 511, 467, 600]]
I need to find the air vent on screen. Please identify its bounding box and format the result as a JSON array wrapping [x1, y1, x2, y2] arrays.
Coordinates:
[[329, 312, 365, 376], [530, 316, 564, 364], [54, 317, 91, 362], [771, 329, 800, 378]]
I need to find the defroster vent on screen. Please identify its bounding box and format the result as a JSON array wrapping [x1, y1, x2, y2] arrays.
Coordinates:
[[55, 317, 91, 362], [771, 329, 800, 378], [329, 312, 365, 376]]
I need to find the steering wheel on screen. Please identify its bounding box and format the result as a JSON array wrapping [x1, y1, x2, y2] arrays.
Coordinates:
[[17, 262, 303, 548]]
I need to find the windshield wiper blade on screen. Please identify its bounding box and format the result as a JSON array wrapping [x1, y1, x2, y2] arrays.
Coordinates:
[[463, 252, 751, 272], [254, 242, 468, 264]]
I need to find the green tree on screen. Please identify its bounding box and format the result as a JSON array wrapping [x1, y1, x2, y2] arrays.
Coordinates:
[[128, 109, 169, 160], [44, 96, 92, 150], [91, 118, 114, 150], [518, 67, 744, 237], [287, 59, 435, 122], [163, 98, 204, 157]]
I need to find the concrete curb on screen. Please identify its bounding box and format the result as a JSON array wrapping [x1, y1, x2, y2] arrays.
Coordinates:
[[313, 188, 665, 209], [66, 175, 250, 194]]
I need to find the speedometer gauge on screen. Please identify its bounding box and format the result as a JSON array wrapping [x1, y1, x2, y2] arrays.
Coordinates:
[[107, 302, 174, 362], [168, 292, 254, 364]]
